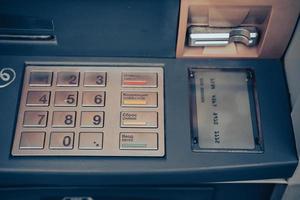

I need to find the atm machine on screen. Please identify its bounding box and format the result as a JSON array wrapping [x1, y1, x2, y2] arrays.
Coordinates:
[[0, 0, 299, 199]]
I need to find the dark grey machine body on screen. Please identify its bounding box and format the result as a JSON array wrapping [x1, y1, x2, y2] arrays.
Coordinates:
[[0, 0, 297, 199]]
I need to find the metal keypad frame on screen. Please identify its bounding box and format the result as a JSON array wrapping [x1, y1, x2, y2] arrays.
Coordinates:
[[12, 66, 164, 157]]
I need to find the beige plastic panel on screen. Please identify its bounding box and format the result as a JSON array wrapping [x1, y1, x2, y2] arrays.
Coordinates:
[[177, 0, 300, 58]]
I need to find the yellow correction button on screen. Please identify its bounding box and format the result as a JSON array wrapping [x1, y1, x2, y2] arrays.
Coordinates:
[[121, 92, 157, 107]]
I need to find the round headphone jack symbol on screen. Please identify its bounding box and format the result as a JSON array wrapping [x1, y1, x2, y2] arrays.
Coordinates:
[[0, 68, 16, 88]]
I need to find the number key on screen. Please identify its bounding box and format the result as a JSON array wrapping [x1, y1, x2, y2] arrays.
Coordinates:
[[52, 111, 76, 127], [49, 132, 74, 149], [26, 91, 50, 106], [80, 112, 104, 128], [56, 72, 79, 86], [84, 72, 106, 87], [54, 91, 78, 107], [23, 111, 48, 127], [82, 91, 105, 107], [29, 71, 52, 87]]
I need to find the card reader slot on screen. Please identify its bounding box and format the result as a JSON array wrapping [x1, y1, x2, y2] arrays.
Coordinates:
[[188, 26, 259, 47], [0, 34, 55, 41], [0, 14, 56, 44]]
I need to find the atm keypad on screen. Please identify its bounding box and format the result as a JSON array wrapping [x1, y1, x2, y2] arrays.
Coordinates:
[[49, 132, 74, 149], [26, 91, 50, 106], [52, 111, 76, 128], [23, 111, 48, 127], [79, 132, 103, 150], [84, 72, 106, 87], [54, 91, 78, 107], [12, 66, 164, 157], [56, 72, 80, 86], [29, 71, 52, 86], [121, 72, 157, 87], [80, 111, 104, 128], [19, 132, 45, 149], [82, 91, 105, 107], [121, 92, 158, 107], [120, 111, 158, 128]]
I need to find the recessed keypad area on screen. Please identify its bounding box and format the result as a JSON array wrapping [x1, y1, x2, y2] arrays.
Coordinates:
[[12, 66, 164, 156]]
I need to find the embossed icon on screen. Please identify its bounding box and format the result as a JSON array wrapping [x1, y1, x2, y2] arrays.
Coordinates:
[[0, 68, 16, 88], [93, 140, 100, 147]]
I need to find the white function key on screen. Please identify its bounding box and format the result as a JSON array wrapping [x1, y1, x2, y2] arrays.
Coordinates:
[[119, 132, 158, 150], [29, 71, 52, 86], [52, 111, 76, 128], [49, 132, 74, 149], [122, 72, 157, 87], [26, 91, 50, 106], [23, 111, 48, 127], [80, 111, 104, 128], [84, 72, 106, 87], [19, 132, 45, 149], [121, 92, 157, 107], [79, 132, 103, 150], [120, 111, 158, 128], [82, 91, 105, 107], [56, 72, 79, 86], [54, 91, 78, 107]]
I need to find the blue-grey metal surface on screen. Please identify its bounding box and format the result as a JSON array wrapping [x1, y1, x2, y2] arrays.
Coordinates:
[[0, 184, 276, 200], [0, 0, 179, 57], [0, 56, 297, 186]]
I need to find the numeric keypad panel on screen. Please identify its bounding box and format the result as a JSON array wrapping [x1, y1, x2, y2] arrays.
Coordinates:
[[12, 66, 164, 157]]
